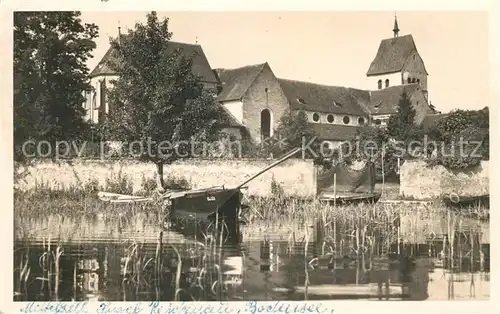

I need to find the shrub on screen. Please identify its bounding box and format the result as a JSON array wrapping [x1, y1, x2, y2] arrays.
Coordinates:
[[104, 169, 133, 195], [140, 174, 158, 195], [163, 174, 191, 190], [426, 107, 489, 170]]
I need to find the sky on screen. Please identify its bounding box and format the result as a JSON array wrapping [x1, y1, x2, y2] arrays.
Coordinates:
[[80, 11, 490, 113]]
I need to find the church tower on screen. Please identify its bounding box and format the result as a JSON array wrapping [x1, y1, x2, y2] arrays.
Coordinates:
[[366, 15, 429, 101]]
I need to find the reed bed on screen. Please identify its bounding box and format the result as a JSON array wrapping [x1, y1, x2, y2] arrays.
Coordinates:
[[14, 181, 490, 301], [15, 184, 489, 248]]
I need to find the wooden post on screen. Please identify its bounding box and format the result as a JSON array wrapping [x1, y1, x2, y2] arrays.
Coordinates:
[[73, 261, 77, 301], [333, 173, 337, 207], [381, 147, 385, 195]]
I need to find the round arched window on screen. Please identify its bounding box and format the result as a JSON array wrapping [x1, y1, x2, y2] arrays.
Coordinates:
[[312, 113, 320, 122], [327, 114, 334, 123], [358, 117, 365, 125], [343, 116, 350, 124]]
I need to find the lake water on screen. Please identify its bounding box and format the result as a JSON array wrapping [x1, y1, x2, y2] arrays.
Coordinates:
[[13, 223, 490, 302]]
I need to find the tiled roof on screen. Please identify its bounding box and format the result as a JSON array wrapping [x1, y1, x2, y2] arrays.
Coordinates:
[[421, 113, 450, 131], [310, 124, 360, 141], [366, 34, 428, 76], [214, 63, 267, 102], [90, 36, 218, 84], [368, 83, 422, 115], [277, 79, 369, 116]]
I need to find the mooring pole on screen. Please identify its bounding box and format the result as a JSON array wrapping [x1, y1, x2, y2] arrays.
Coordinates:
[[333, 173, 337, 207]]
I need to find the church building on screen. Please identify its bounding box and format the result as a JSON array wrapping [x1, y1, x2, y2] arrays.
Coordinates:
[[85, 16, 434, 150]]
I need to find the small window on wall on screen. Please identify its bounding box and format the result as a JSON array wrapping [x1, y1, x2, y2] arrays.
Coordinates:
[[377, 80, 382, 90], [312, 113, 320, 122], [375, 119, 381, 125], [417, 79, 420, 84], [343, 116, 350, 125], [385, 79, 389, 88], [327, 114, 334, 123], [358, 117, 365, 125]]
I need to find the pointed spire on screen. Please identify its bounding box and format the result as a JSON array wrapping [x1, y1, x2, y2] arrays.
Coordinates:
[[195, 36, 198, 45], [117, 21, 122, 45], [393, 13, 400, 37]]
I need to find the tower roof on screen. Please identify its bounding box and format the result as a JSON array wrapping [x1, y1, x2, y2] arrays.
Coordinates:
[[366, 34, 428, 76]]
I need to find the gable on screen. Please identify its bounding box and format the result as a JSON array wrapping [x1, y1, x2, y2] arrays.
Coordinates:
[[214, 63, 267, 102], [278, 79, 369, 116], [402, 51, 429, 76], [368, 83, 423, 115], [367, 34, 422, 76], [90, 36, 218, 84]]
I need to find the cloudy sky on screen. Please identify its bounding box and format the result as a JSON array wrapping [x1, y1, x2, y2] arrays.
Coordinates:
[[80, 11, 490, 113]]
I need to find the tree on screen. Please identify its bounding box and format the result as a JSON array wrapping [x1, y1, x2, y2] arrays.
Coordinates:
[[426, 107, 489, 169], [255, 110, 324, 162], [103, 12, 224, 189], [386, 91, 423, 143], [13, 12, 98, 159]]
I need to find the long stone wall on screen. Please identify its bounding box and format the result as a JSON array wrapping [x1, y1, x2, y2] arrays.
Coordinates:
[[400, 160, 489, 199], [15, 158, 317, 197]]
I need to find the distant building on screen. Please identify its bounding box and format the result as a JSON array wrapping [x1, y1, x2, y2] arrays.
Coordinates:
[[85, 16, 434, 149], [84, 28, 219, 124]]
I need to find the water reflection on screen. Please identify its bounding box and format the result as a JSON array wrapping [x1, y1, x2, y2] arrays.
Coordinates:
[[13, 232, 490, 301]]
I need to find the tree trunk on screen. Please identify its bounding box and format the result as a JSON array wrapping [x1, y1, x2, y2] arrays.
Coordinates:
[[156, 162, 167, 190]]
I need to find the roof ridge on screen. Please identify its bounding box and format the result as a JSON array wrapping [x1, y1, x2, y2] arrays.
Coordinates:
[[380, 33, 414, 41], [215, 62, 267, 72], [277, 78, 349, 90], [116, 34, 200, 46]]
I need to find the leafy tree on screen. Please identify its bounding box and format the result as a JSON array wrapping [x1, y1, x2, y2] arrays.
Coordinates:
[[386, 91, 424, 144], [13, 12, 98, 160], [426, 107, 489, 169], [102, 12, 224, 189]]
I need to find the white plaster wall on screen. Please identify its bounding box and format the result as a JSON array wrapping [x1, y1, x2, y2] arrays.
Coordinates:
[[371, 114, 391, 127], [15, 158, 317, 197], [84, 75, 119, 123], [305, 111, 367, 127], [365, 72, 402, 90], [222, 100, 244, 124], [400, 160, 489, 199]]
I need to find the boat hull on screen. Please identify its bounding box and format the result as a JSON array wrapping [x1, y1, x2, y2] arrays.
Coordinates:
[[319, 192, 382, 206]]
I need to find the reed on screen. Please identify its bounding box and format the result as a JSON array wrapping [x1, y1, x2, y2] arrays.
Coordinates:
[[13, 180, 490, 301], [15, 184, 489, 249]]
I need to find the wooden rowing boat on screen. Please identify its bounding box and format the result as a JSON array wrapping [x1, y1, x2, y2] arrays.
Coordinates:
[[318, 192, 382, 206], [442, 193, 489, 209]]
